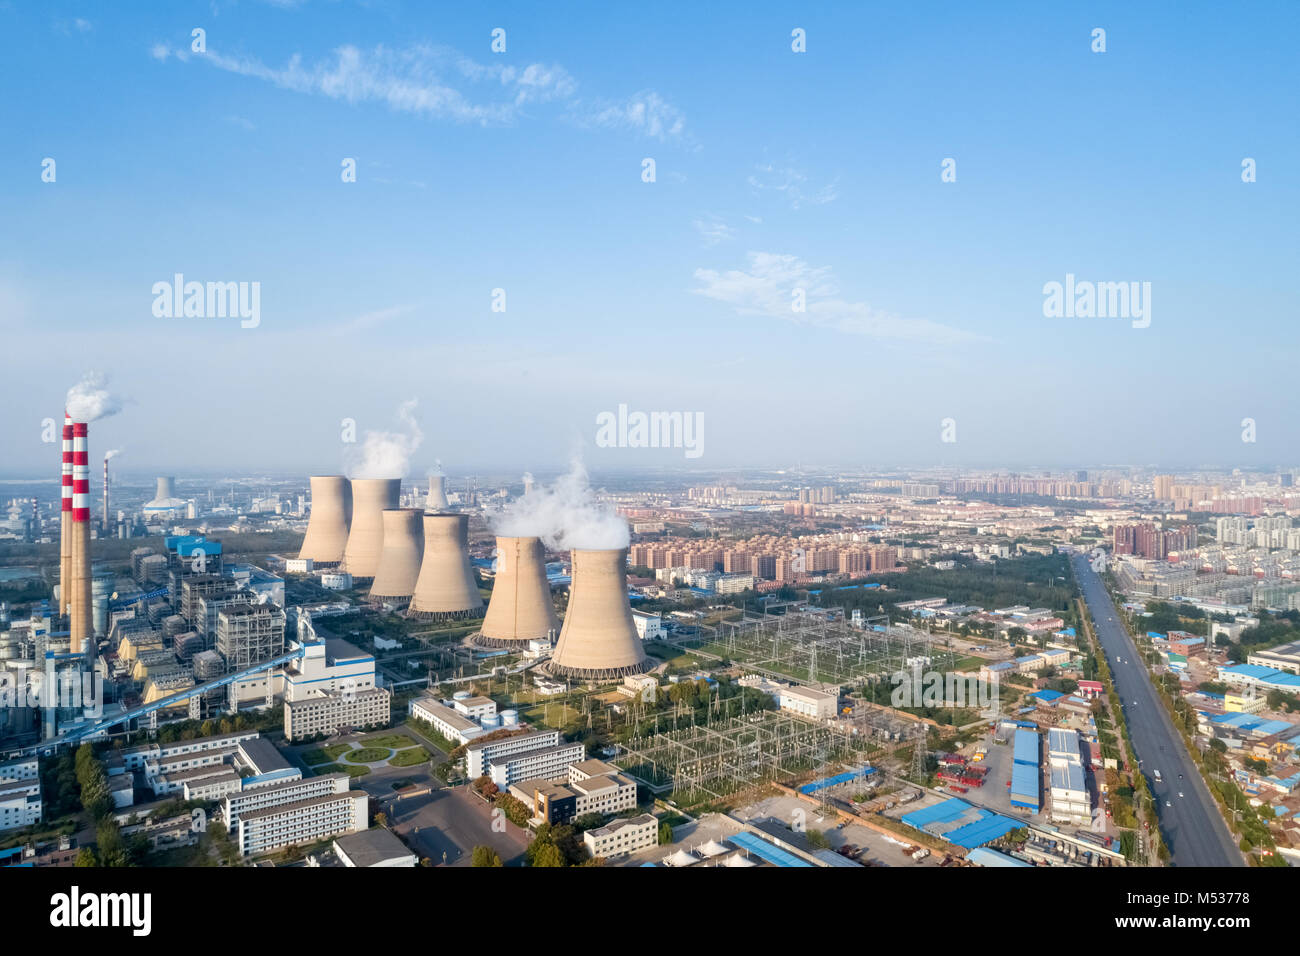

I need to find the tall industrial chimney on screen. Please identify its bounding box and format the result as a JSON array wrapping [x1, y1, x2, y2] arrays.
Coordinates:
[[342, 478, 400, 579], [102, 455, 110, 535], [369, 509, 425, 603], [408, 513, 483, 620], [547, 548, 647, 680], [299, 476, 352, 565], [69, 421, 93, 654], [479, 536, 558, 647], [59, 414, 72, 615], [426, 474, 450, 511]]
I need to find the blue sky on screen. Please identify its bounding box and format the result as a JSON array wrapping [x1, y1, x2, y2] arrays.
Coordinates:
[[1, 1, 1297, 476]]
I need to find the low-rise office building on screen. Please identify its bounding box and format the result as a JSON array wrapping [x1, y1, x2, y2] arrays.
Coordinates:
[[489, 742, 586, 788], [409, 696, 483, 745], [583, 813, 658, 859], [465, 729, 561, 779], [237, 789, 368, 857]]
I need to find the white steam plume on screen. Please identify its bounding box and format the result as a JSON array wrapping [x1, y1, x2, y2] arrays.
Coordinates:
[[427, 459, 444, 477], [104, 449, 123, 460], [346, 399, 423, 479], [66, 372, 123, 422], [493, 458, 628, 550]]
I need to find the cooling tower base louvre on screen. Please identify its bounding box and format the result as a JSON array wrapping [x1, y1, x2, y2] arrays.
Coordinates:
[[470, 632, 540, 650], [404, 607, 482, 622], [537, 659, 649, 681]]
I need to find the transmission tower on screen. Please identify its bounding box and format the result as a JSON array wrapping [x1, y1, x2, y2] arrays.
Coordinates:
[[911, 723, 928, 781]]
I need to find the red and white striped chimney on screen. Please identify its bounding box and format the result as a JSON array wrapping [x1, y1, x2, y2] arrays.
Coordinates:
[[59, 413, 73, 616], [69, 421, 92, 653]]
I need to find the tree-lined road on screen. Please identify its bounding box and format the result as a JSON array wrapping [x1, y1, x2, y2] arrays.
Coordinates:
[[1072, 554, 1241, 867]]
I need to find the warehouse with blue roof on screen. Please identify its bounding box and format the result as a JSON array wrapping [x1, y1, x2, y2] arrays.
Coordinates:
[[1010, 729, 1040, 812], [900, 798, 1025, 849]]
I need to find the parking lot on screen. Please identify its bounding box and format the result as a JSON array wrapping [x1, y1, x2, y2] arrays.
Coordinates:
[[387, 784, 531, 866]]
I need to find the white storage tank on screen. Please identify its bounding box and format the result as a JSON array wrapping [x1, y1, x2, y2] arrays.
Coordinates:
[[453, 690, 471, 701], [480, 713, 501, 730], [500, 709, 519, 727]]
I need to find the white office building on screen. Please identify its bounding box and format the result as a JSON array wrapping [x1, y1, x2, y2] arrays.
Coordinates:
[[237, 789, 368, 857]]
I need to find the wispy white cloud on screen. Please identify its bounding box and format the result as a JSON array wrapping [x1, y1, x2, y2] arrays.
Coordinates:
[[576, 90, 688, 142], [150, 41, 685, 141], [748, 162, 838, 209], [328, 303, 418, 336], [692, 217, 734, 246], [692, 252, 980, 346]]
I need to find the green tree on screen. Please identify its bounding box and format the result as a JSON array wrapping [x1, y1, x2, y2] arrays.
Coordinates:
[[532, 842, 566, 867], [74, 847, 97, 867], [471, 845, 503, 867], [657, 822, 674, 846]]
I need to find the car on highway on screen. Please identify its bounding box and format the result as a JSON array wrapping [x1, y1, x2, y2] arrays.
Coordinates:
[[1166, 800, 1172, 807], [1179, 792, 1184, 798]]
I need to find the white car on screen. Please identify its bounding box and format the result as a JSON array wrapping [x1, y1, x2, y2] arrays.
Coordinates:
[[1166, 800, 1172, 807], [1178, 792, 1184, 798]]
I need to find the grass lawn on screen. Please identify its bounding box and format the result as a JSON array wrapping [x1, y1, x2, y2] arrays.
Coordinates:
[[301, 744, 350, 765], [317, 762, 371, 778], [524, 701, 584, 728], [345, 747, 391, 763], [952, 655, 988, 671], [389, 747, 432, 767], [362, 734, 420, 750]]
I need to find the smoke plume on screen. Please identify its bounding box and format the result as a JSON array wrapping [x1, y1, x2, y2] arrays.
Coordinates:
[[104, 449, 123, 461], [346, 399, 423, 479], [66, 373, 123, 423], [493, 458, 628, 550]]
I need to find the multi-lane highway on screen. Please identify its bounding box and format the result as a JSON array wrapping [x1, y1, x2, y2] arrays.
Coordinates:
[[1072, 554, 1242, 867]]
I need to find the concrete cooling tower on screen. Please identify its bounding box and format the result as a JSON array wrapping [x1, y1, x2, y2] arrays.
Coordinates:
[[342, 478, 401, 579], [369, 509, 425, 603], [478, 536, 559, 647], [143, 476, 186, 516], [547, 548, 647, 680], [408, 513, 484, 620], [299, 476, 353, 565], [426, 474, 450, 511]]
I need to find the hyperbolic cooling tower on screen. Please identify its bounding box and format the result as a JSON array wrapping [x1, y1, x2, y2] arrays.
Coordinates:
[[408, 513, 484, 620], [342, 478, 401, 578], [426, 474, 450, 510], [548, 548, 648, 680], [369, 509, 425, 602], [479, 536, 559, 646], [299, 476, 353, 564]]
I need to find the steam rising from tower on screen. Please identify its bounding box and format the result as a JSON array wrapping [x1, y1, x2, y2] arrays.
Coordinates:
[[546, 548, 647, 680], [493, 460, 628, 550], [408, 513, 484, 620], [299, 476, 352, 565], [342, 478, 401, 578], [369, 509, 425, 603], [479, 536, 558, 647]]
